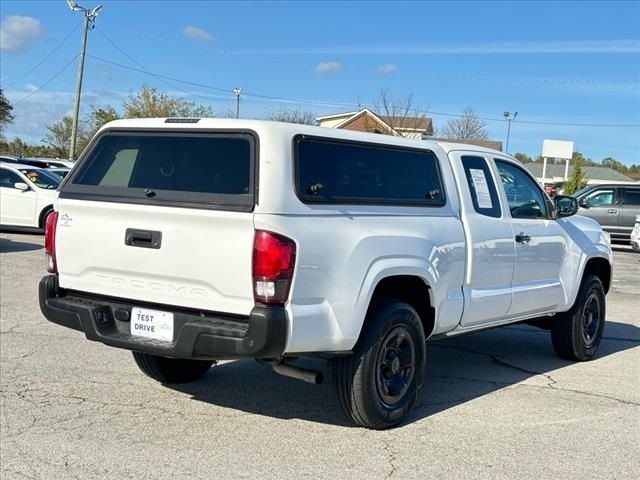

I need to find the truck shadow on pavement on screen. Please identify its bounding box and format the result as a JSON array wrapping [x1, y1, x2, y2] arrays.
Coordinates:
[[0, 237, 43, 253], [168, 322, 639, 428]]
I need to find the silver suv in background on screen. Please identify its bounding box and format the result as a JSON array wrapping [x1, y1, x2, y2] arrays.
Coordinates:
[[574, 184, 640, 243]]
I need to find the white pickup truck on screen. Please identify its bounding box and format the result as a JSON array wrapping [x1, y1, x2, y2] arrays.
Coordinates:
[[40, 118, 613, 429]]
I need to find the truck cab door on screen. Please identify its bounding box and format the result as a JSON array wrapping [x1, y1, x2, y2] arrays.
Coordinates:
[[450, 154, 515, 327], [619, 187, 640, 240], [494, 159, 569, 318], [578, 187, 621, 240]]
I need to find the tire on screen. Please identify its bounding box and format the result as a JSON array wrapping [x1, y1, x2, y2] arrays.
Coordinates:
[[551, 274, 606, 361], [39, 207, 54, 230], [132, 352, 214, 384], [333, 299, 426, 429]]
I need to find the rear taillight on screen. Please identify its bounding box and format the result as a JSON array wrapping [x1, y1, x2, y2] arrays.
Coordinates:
[[252, 230, 296, 305], [44, 211, 58, 274]]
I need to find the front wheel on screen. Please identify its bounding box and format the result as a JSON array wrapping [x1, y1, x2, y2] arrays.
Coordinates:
[[333, 299, 426, 429], [132, 352, 214, 384], [551, 274, 606, 361]]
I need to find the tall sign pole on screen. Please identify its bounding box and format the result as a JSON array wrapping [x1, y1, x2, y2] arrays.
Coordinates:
[[67, 1, 102, 160]]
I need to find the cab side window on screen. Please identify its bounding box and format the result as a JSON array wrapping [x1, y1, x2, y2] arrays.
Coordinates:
[[623, 188, 640, 206], [461, 156, 501, 218], [0, 169, 23, 189], [585, 188, 616, 207], [495, 160, 548, 219]]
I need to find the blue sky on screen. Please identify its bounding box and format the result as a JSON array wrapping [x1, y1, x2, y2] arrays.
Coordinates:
[[1, 0, 639, 164]]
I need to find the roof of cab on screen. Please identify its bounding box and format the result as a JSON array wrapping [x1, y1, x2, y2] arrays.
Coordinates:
[[98, 117, 510, 157]]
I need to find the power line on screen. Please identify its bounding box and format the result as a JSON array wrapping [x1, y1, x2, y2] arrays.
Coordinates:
[[95, 26, 205, 100], [86, 54, 376, 108], [422, 110, 640, 128], [85, 53, 640, 128], [3, 22, 82, 88], [86, 54, 234, 94], [13, 55, 79, 105]]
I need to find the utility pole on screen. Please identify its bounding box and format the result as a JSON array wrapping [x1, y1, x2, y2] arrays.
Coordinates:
[[67, 0, 102, 161], [503, 111, 518, 153], [234, 87, 242, 119]]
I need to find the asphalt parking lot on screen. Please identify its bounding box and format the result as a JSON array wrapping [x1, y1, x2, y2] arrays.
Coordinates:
[[1, 231, 638, 480]]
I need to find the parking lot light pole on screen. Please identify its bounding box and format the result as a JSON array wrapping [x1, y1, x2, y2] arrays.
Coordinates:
[[234, 87, 242, 118], [67, 0, 102, 161], [503, 111, 518, 153]]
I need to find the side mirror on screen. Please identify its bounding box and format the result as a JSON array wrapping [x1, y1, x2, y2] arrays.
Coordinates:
[[14, 182, 30, 192], [579, 197, 588, 208], [555, 195, 579, 218]]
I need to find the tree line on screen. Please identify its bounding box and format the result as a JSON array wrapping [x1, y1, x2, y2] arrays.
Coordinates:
[[513, 151, 640, 181]]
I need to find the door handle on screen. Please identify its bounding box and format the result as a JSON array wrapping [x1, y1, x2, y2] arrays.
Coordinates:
[[515, 233, 531, 244], [607, 209, 618, 214], [124, 228, 162, 249]]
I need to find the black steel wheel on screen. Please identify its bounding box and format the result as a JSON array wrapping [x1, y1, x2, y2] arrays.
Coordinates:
[[581, 292, 602, 348], [551, 274, 606, 361], [333, 298, 426, 429], [376, 326, 416, 406]]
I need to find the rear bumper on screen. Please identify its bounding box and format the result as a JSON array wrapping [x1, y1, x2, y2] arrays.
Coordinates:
[[39, 275, 288, 360]]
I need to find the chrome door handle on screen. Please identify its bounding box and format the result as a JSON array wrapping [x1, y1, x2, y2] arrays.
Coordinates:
[[608, 209, 618, 214], [515, 233, 531, 244]]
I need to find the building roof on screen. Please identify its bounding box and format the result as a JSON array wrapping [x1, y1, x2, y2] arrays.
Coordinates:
[[524, 163, 635, 182], [379, 115, 432, 132], [334, 109, 397, 134], [427, 137, 503, 151], [315, 111, 361, 122], [317, 109, 433, 135]]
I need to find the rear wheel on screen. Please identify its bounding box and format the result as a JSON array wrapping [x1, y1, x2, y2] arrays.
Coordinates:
[[333, 299, 426, 429], [551, 274, 606, 361], [132, 352, 214, 383]]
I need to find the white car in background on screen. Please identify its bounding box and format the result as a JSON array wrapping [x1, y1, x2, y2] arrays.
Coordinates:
[[0, 163, 60, 230]]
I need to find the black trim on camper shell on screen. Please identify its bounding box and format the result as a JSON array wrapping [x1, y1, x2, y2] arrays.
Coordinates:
[[59, 128, 260, 213]]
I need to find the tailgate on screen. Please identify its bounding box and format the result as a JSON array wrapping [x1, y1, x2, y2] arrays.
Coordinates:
[[55, 128, 257, 315]]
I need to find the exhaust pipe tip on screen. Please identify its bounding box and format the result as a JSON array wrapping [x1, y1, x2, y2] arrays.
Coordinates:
[[272, 361, 323, 384]]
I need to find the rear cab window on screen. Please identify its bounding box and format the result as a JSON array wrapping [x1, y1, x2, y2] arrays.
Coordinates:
[[63, 130, 257, 211], [460, 156, 501, 218], [294, 135, 445, 206]]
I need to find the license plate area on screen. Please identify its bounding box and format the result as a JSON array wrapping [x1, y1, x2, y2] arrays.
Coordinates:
[[131, 307, 174, 342]]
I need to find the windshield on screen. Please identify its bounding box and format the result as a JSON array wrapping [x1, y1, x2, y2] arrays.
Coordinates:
[[50, 169, 69, 179], [19, 168, 61, 189]]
